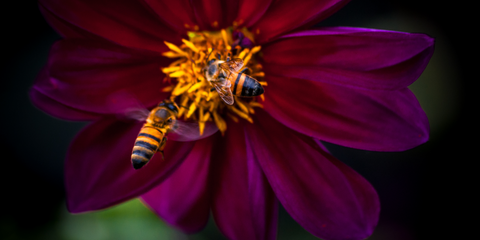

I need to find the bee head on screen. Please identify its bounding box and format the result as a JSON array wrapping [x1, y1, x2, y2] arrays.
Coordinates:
[[150, 100, 179, 128], [158, 100, 179, 114], [205, 59, 224, 82], [151, 108, 175, 127]]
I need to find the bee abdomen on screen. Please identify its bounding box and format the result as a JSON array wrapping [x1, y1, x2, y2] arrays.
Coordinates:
[[131, 128, 163, 170], [232, 73, 264, 97], [242, 75, 264, 96]]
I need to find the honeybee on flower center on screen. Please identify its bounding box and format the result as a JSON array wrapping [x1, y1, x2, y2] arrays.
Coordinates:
[[160, 28, 266, 134], [205, 54, 264, 105]]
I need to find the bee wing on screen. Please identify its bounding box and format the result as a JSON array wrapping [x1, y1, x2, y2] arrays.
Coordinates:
[[220, 58, 244, 72], [124, 108, 150, 121], [168, 120, 219, 141], [106, 91, 149, 121], [212, 81, 235, 105]]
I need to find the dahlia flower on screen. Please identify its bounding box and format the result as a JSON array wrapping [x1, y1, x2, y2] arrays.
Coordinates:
[[31, 0, 434, 239]]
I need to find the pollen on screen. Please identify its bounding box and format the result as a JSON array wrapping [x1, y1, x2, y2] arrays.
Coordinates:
[[161, 27, 265, 135]]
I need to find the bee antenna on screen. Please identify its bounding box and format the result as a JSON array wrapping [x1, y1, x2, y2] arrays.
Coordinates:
[[206, 48, 214, 60]]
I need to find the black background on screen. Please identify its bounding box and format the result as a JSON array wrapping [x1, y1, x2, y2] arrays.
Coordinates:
[[1, 0, 474, 239]]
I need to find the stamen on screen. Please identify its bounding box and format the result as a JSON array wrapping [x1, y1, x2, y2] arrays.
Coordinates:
[[227, 113, 239, 123], [181, 39, 199, 53], [238, 48, 249, 60], [235, 99, 249, 114], [161, 27, 265, 135], [161, 85, 174, 92], [164, 41, 187, 56]]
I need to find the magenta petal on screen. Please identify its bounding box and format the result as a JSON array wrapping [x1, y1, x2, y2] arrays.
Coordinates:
[[262, 27, 435, 90], [34, 39, 170, 115], [39, 0, 181, 53], [39, 4, 96, 39], [140, 137, 212, 233], [30, 69, 101, 121], [190, 0, 239, 30], [244, 128, 279, 240], [250, 0, 350, 43], [245, 111, 380, 240], [211, 120, 277, 240], [234, 0, 273, 27], [65, 117, 194, 213], [263, 75, 429, 151], [141, 0, 198, 35]]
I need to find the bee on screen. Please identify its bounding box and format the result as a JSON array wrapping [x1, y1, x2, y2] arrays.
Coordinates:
[[107, 93, 218, 170], [130, 100, 178, 170], [205, 56, 264, 105]]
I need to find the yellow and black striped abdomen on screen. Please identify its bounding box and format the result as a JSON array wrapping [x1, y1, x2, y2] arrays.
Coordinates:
[[229, 72, 264, 97], [131, 126, 164, 170]]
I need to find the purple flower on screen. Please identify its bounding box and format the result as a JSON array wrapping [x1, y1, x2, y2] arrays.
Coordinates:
[[30, 0, 434, 239]]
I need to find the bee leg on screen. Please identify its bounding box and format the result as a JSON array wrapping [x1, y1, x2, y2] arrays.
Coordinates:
[[158, 137, 167, 160], [227, 52, 231, 62], [216, 53, 221, 60], [210, 87, 216, 92], [159, 137, 167, 150]]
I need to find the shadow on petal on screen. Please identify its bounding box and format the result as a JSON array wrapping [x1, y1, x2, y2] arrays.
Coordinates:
[[211, 119, 278, 240], [245, 110, 380, 240], [141, 136, 213, 233], [65, 117, 195, 213]]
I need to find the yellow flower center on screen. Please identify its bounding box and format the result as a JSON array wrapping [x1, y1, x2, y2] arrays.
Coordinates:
[[161, 27, 266, 135]]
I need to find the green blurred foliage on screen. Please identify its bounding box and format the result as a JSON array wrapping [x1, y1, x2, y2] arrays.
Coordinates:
[[49, 199, 182, 240]]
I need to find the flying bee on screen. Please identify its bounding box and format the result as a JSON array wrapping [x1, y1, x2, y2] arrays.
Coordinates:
[[205, 56, 264, 105], [130, 100, 178, 170], [107, 93, 218, 170]]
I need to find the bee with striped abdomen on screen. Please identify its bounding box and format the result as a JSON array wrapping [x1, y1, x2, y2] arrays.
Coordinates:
[[131, 100, 179, 170], [107, 92, 218, 170], [205, 57, 264, 105]]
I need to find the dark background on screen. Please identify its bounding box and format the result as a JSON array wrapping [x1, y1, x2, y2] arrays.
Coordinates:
[[1, 0, 474, 239]]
